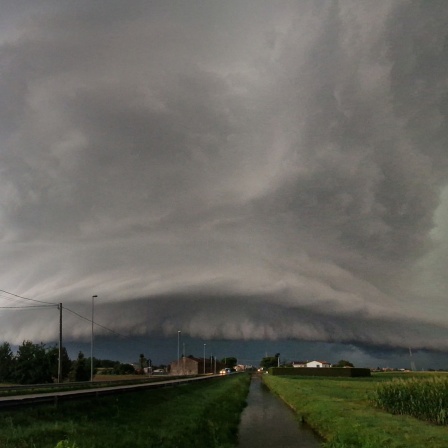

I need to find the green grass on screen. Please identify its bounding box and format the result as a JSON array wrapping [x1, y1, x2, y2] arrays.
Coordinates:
[[263, 373, 448, 448], [372, 376, 448, 425], [0, 374, 250, 448]]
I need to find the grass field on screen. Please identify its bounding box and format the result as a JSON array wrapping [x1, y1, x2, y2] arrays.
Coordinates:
[[263, 372, 448, 448], [0, 373, 250, 448]]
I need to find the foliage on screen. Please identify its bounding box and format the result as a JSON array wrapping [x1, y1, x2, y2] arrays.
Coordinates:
[[95, 359, 118, 368], [263, 373, 448, 448], [0, 340, 74, 384], [47, 346, 72, 381], [0, 342, 14, 382], [113, 362, 135, 375], [260, 356, 279, 369], [221, 357, 237, 368], [69, 351, 90, 382], [333, 360, 354, 368], [98, 362, 136, 375], [13, 341, 54, 384], [0, 339, 139, 383], [372, 377, 448, 425], [134, 353, 150, 373], [0, 373, 250, 447]]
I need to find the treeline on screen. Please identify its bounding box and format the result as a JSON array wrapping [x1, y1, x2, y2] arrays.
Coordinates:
[[0, 340, 134, 385]]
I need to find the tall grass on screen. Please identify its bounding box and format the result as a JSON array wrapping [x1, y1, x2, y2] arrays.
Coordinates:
[[372, 377, 448, 425], [0, 374, 250, 448]]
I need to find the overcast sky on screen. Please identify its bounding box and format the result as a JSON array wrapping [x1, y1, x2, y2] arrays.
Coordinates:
[[1, 0, 448, 367]]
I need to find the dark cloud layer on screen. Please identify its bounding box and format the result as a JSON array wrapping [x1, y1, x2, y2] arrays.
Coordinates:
[[1, 1, 448, 362]]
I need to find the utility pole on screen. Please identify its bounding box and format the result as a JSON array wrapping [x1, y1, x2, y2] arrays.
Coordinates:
[[409, 347, 416, 371], [91, 295, 97, 382], [58, 303, 62, 383], [177, 330, 181, 366], [182, 342, 185, 375]]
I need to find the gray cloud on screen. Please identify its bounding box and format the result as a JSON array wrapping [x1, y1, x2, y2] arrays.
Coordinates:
[[0, 1, 448, 358]]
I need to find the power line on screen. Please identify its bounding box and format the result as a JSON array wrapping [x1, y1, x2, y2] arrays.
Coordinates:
[[63, 306, 128, 338], [0, 305, 56, 309], [0, 289, 57, 306], [0, 289, 127, 339]]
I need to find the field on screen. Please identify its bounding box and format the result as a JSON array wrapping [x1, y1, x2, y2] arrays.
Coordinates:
[[0, 373, 250, 448], [373, 376, 448, 425], [263, 372, 448, 448]]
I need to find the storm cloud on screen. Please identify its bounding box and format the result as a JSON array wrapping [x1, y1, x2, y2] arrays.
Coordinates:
[[1, 1, 448, 357]]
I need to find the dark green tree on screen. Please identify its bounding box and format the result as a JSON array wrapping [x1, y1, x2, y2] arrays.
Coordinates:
[[69, 351, 90, 381], [260, 356, 279, 369], [113, 362, 135, 375], [0, 342, 14, 382], [221, 357, 238, 368], [47, 346, 72, 381], [333, 359, 354, 368], [14, 340, 53, 384], [96, 359, 117, 368], [137, 353, 149, 373]]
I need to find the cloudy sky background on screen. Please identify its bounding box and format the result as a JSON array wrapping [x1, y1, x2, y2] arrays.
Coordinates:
[[1, 0, 448, 368]]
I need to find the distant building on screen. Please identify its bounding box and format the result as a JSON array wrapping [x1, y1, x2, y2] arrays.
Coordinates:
[[306, 360, 331, 368], [292, 361, 307, 368], [169, 356, 223, 375]]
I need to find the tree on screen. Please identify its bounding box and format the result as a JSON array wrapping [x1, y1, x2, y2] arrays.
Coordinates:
[[221, 357, 237, 369], [113, 362, 135, 375], [96, 359, 117, 368], [136, 353, 149, 374], [0, 342, 14, 383], [14, 340, 53, 384], [275, 353, 281, 367], [333, 359, 354, 368], [47, 346, 72, 381], [69, 351, 90, 381], [260, 356, 279, 369]]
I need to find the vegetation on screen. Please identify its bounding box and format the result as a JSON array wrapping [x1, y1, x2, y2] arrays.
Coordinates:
[[372, 376, 448, 425], [0, 341, 72, 384], [0, 342, 15, 381], [68, 351, 90, 382], [263, 373, 448, 448], [260, 353, 280, 369], [0, 373, 250, 448], [333, 359, 354, 368], [0, 339, 145, 384], [95, 362, 136, 375], [221, 357, 238, 369]]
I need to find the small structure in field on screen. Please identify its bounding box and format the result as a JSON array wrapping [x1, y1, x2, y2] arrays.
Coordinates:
[[306, 360, 331, 368], [292, 361, 307, 368]]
